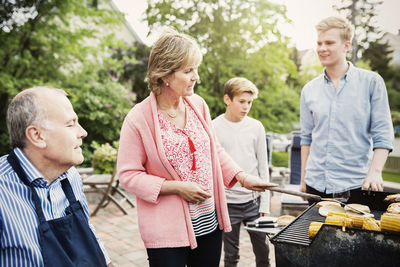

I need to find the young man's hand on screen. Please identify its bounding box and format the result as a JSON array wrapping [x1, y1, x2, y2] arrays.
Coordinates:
[[299, 181, 307, 201], [362, 173, 384, 191]]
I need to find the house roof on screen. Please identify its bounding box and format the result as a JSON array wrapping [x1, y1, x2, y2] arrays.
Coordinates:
[[108, 0, 145, 45]]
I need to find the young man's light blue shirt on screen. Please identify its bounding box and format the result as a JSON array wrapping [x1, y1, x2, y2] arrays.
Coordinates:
[[300, 62, 394, 194]]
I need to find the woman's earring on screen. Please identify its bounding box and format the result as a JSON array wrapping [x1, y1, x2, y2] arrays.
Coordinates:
[[166, 82, 169, 87]]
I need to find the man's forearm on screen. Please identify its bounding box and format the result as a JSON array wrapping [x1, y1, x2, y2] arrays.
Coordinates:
[[300, 145, 310, 184], [362, 148, 390, 191], [367, 148, 390, 177]]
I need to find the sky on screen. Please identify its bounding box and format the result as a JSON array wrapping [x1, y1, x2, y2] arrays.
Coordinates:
[[113, 0, 399, 50]]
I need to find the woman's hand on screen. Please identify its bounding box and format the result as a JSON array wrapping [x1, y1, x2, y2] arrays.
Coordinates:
[[177, 182, 212, 203], [161, 180, 211, 203], [235, 172, 278, 192]]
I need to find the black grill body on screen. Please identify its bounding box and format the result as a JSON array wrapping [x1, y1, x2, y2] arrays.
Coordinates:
[[271, 190, 400, 267]]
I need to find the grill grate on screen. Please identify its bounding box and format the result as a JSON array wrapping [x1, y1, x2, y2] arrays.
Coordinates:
[[272, 204, 325, 246], [271, 190, 390, 246], [270, 190, 400, 267]]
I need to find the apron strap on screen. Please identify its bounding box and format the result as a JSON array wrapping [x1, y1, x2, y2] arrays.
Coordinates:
[[7, 150, 47, 223], [61, 178, 77, 203]]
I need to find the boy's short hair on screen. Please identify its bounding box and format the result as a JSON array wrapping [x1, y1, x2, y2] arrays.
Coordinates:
[[224, 77, 258, 100], [315, 16, 354, 42]]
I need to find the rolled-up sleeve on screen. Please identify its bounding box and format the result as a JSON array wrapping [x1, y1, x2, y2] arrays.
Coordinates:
[[369, 75, 394, 152]]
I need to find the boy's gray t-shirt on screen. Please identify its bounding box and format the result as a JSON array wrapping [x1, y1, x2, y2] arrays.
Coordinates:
[[212, 114, 270, 214]]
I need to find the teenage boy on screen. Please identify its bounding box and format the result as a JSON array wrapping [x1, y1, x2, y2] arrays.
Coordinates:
[[300, 16, 394, 203], [213, 77, 270, 267]]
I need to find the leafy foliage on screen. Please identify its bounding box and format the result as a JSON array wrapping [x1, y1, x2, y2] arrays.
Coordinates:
[[363, 41, 393, 80], [271, 151, 288, 167], [67, 79, 135, 150], [110, 42, 152, 103], [0, 0, 135, 158], [91, 141, 119, 174], [363, 39, 400, 123], [334, 0, 383, 62], [0, 0, 40, 32], [146, 0, 299, 133]]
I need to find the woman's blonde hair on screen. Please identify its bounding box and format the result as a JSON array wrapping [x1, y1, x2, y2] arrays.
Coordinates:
[[224, 77, 258, 100], [145, 28, 202, 94], [315, 16, 354, 42]]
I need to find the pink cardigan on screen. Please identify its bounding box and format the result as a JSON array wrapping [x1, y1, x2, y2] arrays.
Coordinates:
[[117, 92, 242, 249]]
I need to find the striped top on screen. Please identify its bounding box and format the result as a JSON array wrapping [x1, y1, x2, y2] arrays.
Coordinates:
[[158, 101, 218, 236], [0, 148, 110, 267]]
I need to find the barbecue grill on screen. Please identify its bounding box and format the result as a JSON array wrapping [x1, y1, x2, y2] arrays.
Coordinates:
[[270, 190, 400, 267]]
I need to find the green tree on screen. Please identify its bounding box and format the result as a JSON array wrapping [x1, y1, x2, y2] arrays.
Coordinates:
[[145, 0, 299, 132], [0, 0, 135, 157], [386, 65, 400, 114], [110, 42, 152, 103], [363, 39, 393, 80], [297, 50, 324, 87], [334, 0, 383, 63], [0, 0, 39, 32]]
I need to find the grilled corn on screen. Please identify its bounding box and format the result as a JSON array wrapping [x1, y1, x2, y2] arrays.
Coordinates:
[[347, 213, 365, 228], [327, 211, 348, 218], [308, 222, 324, 238], [380, 212, 400, 232], [362, 217, 380, 231]]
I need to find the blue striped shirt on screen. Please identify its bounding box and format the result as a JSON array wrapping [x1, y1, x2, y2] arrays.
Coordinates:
[[0, 148, 110, 267]]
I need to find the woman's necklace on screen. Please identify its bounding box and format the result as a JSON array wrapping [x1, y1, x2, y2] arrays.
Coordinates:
[[165, 109, 177, 118], [157, 95, 184, 119], [159, 104, 182, 118]]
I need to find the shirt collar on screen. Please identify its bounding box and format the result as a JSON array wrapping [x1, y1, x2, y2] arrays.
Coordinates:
[[13, 147, 68, 187], [323, 61, 354, 82]]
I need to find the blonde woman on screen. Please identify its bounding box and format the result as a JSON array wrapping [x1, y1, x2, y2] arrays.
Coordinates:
[[117, 29, 276, 267]]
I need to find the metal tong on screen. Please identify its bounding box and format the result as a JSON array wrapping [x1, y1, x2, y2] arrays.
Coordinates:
[[264, 186, 369, 215]]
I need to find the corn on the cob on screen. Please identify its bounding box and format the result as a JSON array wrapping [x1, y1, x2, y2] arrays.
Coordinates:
[[362, 217, 380, 231], [327, 211, 348, 218], [325, 215, 345, 226], [347, 213, 365, 228], [308, 222, 324, 238], [380, 212, 400, 232], [343, 218, 353, 227], [325, 215, 353, 227]]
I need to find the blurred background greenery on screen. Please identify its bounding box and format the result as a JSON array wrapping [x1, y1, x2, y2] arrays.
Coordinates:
[[1, 0, 399, 170]]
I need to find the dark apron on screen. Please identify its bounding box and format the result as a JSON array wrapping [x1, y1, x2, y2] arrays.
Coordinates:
[[7, 151, 107, 267]]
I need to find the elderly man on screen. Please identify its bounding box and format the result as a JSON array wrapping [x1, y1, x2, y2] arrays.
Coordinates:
[[0, 87, 113, 266]]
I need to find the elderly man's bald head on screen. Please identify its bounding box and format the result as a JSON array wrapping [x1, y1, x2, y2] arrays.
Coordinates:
[[6, 87, 68, 148]]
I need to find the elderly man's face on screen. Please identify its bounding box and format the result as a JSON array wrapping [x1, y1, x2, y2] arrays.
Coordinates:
[[39, 92, 87, 169]]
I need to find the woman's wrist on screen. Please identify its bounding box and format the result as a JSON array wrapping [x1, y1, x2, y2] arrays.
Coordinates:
[[235, 172, 248, 187], [160, 180, 182, 195]]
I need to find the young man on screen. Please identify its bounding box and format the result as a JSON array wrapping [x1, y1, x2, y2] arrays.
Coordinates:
[[0, 87, 113, 266], [213, 77, 270, 267], [300, 16, 394, 203]]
